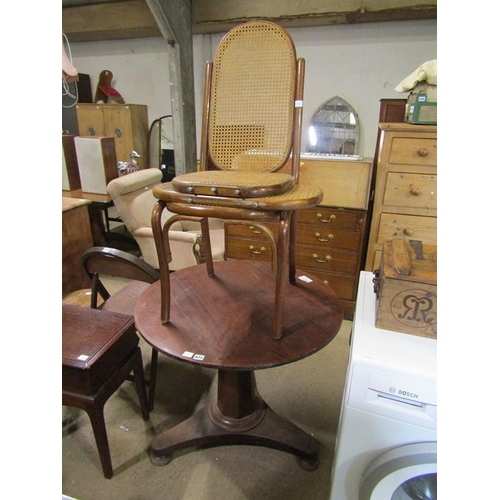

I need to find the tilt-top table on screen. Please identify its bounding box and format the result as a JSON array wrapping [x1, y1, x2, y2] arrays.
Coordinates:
[[134, 259, 343, 470]]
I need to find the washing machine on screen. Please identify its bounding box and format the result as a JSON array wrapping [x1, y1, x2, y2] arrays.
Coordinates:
[[330, 271, 437, 500]]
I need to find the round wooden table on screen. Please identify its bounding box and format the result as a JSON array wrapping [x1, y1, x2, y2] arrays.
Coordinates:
[[135, 260, 343, 469]]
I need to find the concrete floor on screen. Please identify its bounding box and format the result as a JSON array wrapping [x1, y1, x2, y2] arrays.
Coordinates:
[[62, 307, 352, 500]]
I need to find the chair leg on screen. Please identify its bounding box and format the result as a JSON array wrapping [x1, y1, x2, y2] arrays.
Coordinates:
[[152, 200, 172, 324], [131, 349, 150, 421], [200, 217, 215, 276], [273, 211, 292, 340], [86, 405, 114, 479], [289, 211, 298, 284], [148, 347, 159, 412]]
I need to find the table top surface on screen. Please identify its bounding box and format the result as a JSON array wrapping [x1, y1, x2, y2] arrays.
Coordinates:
[[62, 189, 113, 206], [63, 305, 135, 369], [62, 197, 91, 212], [134, 260, 344, 370]]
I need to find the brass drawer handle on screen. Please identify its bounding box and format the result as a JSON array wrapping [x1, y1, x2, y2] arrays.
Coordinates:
[[316, 213, 336, 223], [410, 187, 421, 196], [249, 225, 262, 234], [249, 245, 266, 255], [418, 148, 429, 157], [403, 228, 414, 236], [313, 253, 331, 263], [314, 232, 334, 242]]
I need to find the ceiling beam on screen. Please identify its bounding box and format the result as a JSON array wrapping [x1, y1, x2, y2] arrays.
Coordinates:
[[63, 0, 437, 42]]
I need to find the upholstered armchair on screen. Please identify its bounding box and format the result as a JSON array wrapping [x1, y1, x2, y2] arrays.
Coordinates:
[[107, 169, 225, 270]]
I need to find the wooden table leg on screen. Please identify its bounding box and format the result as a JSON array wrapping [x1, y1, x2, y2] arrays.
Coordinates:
[[150, 369, 320, 470]]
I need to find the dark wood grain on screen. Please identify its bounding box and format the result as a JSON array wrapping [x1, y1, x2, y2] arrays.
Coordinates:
[[134, 260, 343, 467], [135, 260, 343, 370]]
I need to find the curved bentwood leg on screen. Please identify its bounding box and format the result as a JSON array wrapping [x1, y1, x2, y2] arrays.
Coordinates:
[[199, 216, 214, 276], [272, 211, 292, 340], [151, 200, 171, 324], [150, 369, 320, 470]]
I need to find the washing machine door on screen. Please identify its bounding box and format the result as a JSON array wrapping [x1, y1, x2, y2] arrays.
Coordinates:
[[360, 442, 437, 500]]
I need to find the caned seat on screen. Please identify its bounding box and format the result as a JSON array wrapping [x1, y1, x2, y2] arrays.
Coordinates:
[[152, 20, 323, 340]]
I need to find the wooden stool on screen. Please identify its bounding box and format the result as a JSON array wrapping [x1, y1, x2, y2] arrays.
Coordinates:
[[62, 305, 150, 479]]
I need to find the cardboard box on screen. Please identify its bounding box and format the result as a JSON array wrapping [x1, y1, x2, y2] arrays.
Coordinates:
[[405, 92, 437, 125], [374, 238, 437, 338], [74, 136, 118, 194]]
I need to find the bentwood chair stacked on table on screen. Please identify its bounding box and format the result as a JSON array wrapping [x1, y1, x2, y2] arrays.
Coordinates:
[[151, 20, 323, 340]]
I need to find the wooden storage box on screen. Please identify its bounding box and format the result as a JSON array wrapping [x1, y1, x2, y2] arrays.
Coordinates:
[[374, 238, 437, 338]]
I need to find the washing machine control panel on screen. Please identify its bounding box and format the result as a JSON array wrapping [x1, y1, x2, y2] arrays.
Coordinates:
[[348, 363, 437, 430]]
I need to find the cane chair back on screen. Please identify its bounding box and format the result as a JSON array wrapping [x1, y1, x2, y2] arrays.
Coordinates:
[[209, 21, 296, 173]]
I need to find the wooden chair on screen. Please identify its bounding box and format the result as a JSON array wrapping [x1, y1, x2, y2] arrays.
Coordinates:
[[81, 246, 160, 411], [152, 20, 323, 340]]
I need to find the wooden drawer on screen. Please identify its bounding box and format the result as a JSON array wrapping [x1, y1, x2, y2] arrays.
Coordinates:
[[383, 173, 437, 211], [225, 222, 277, 242], [225, 238, 274, 262], [298, 208, 362, 230], [296, 246, 358, 274], [302, 269, 357, 301], [297, 225, 361, 251], [377, 213, 437, 244], [388, 137, 437, 166], [226, 236, 359, 275]]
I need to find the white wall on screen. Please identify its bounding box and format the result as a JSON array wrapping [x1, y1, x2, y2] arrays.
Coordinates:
[[69, 19, 436, 159]]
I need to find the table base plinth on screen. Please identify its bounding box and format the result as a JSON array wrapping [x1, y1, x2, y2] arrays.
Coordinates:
[[150, 369, 320, 470]]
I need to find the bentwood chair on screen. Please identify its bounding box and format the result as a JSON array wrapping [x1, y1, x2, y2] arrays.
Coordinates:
[[152, 20, 323, 340], [82, 246, 160, 411]]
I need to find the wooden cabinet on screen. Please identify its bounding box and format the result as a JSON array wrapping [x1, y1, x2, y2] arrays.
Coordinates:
[[224, 158, 373, 320], [76, 104, 149, 164], [365, 123, 437, 271], [62, 197, 93, 295]]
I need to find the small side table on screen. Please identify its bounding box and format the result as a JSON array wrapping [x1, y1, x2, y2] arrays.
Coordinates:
[[62, 305, 150, 478], [135, 260, 343, 469], [62, 189, 114, 246]]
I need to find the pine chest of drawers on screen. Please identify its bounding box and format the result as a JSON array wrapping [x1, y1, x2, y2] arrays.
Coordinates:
[[365, 123, 437, 271], [224, 158, 373, 320]]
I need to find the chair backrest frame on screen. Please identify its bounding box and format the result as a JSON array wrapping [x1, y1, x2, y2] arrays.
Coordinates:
[[81, 247, 160, 309], [200, 21, 305, 182]]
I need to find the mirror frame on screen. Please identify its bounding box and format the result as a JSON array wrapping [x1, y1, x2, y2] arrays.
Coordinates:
[[148, 114, 173, 170], [306, 96, 360, 155]]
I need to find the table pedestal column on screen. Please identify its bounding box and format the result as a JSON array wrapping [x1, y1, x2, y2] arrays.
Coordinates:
[[150, 369, 320, 470]]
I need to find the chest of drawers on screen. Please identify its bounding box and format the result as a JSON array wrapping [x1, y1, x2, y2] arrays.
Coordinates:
[[365, 123, 437, 271], [224, 158, 373, 320]]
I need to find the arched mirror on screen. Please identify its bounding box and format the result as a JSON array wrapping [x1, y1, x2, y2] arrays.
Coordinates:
[[148, 115, 176, 182], [306, 96, 360, 156]]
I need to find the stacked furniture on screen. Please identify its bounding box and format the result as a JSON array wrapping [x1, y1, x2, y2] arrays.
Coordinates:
[[365, 123, 437, 271], [224, 157, 373, 320]]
